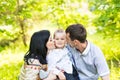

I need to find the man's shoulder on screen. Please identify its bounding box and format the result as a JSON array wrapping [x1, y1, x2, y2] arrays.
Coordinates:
[[88, 41, 103, 56], [65, 44, 74, 50], [88, 41, 101, 51]]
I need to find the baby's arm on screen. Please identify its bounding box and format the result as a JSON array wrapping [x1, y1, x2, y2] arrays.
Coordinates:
[[58, 71, 66, 80], [43, 69, 66, 80], [56, 54, 73, 74], [48, 63, 66, 80], [43, 71, 57, 80]]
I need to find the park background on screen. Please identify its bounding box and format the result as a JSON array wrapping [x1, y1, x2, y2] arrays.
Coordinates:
[[0, 0, 120, 80]]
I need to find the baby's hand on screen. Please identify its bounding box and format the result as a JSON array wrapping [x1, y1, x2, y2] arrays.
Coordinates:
[[58, 72, 66, 80], [43, 71, 56, 80]]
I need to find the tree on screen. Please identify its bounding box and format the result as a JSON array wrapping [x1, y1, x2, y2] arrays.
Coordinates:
[[0, 0, 33, 47], [88, 0, 120, 64], [88, 0, 120, 39], [0, 0, 89, 48]]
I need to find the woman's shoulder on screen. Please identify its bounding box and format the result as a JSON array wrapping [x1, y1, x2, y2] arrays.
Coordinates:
[[27, 58, 41, 66]]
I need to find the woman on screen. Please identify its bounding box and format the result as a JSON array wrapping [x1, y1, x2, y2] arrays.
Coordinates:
[[19, 30, 50, 80]]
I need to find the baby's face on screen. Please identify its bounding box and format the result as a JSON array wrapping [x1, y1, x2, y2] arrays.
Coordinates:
[[54, 33, 66, 48]]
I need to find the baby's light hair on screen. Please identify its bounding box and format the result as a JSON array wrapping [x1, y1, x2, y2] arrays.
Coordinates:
[[54, 29, 66, 38]]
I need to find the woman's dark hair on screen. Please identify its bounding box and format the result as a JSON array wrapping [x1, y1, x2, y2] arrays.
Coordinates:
[[24, 30, 50, 64], [65, 24, 87, 43]]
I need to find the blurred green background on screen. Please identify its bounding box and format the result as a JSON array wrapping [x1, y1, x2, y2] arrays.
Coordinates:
[[0, 0, 120, 80]]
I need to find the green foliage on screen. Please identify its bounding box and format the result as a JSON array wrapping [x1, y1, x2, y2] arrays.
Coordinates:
[[88, 0, 120, 66], [0, 35, 120, 79], [88, 33, 120, 79], [31, 0, 89, 28], [0, 0, 32, 25], [0, 27, 20, 51], [0, 40, 26, 79], [88, 0, 120, 38], [0, 0, 16, 24], [0, 0, 90, 50], [0, 0, 120, 79], [88, 32, 120, 66], [0, 62, 22, 80]]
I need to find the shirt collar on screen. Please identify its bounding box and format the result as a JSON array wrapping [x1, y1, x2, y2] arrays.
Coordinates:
[[80, 41, 90, 56]]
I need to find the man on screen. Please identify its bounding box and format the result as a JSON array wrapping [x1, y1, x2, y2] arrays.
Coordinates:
[[65, 24, 110, 80]]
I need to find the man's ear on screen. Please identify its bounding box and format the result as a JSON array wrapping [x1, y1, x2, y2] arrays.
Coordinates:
[[73, 39, 79, 45]]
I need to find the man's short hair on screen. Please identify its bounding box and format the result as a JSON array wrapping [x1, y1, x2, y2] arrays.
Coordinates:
[[65, 24, 87, 43]]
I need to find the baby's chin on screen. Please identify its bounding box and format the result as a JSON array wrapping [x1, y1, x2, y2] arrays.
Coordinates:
[[56, 46, 64, 49]]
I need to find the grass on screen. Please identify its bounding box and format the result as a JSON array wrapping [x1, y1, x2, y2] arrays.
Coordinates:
[[0, 53, 23, 80], [110, 60, 120, 80], [0, 53, 120, 80], [0, 40, 26, 80]]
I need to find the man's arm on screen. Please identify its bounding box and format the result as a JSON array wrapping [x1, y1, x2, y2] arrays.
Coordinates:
[[94, 47, 110, 80], [101, 74, 110, 80]]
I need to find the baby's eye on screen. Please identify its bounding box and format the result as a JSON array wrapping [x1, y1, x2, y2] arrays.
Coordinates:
[[55, 38, 59, 40], [61, 38, 65, 40], [50, 39, 52, 41]]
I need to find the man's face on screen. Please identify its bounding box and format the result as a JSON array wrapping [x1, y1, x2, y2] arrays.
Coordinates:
[[66, 33, 75, 47]]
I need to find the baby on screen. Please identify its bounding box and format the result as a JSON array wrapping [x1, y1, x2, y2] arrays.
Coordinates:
[[42, 29, 76, 80]]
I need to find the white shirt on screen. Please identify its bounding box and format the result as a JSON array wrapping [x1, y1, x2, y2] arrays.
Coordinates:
[[47, 47, 73, 75]]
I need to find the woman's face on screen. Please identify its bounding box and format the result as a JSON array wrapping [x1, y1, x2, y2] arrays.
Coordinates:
[[46, 36, 55, 50]]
